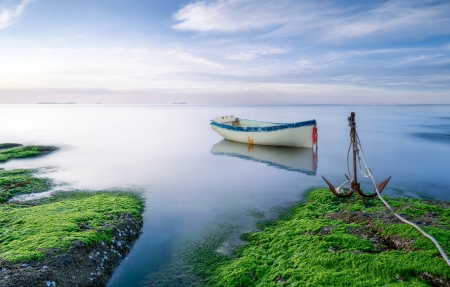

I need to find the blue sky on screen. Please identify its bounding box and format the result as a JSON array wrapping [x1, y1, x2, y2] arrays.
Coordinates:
[[0, 0, 449, 104]]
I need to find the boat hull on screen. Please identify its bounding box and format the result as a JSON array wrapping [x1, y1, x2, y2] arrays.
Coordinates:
[[210, 119, 317, 148]]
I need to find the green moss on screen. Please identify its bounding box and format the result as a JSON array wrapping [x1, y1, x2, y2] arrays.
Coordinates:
[[410, 202, 441, 213], [193, 189, 450, 286], [0, 191, 144, 262], [0, 143, 145, 265], [383, 224, 420, 238], [0, 145, 58, 163], [0, 168, 54, 203], [0, 143, 23, 150]]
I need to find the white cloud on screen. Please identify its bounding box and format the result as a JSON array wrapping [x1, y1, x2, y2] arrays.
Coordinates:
[[0, 0, 34, 29], [173, 0, 450, 42], [225, 46, 285, 61], [399, 54, 444, 64], [296, 58, 314, 67], [1, 42, 448, 91], [0, 32, 448, 98], [0, 45, 231, 89], [173, 0, 295, 32], [170, 50, 225, 69], [321, 0, 450, 41]]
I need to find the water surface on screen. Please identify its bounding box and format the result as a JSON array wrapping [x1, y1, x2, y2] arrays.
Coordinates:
[[0, 104, 449, 286]]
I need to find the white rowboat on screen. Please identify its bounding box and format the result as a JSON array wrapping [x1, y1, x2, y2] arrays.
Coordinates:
[[210, 116, 317, 148]]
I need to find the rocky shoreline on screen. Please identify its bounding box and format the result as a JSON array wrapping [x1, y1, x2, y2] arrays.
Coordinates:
[[185, 189, 450, 286], [0, 213, 142, 287], [325, 209, 450, 287], [0, 143, 145, 287]]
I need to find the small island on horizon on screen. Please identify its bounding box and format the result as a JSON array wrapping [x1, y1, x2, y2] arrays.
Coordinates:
[[37, 102, 76, 104]]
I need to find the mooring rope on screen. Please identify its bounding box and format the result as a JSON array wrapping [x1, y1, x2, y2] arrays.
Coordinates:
[[352, 130, 450, 267]]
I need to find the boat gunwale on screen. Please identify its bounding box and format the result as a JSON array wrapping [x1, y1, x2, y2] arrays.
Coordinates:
[[210, 119, 316, 132]]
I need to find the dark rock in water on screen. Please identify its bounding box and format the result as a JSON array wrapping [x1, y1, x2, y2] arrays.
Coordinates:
[[0, 213, 142, 287]]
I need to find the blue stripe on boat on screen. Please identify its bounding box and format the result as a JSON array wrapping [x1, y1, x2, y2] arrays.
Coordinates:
[[210, 119, 316, 132]]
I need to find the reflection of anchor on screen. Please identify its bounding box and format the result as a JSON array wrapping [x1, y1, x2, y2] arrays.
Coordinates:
[[247, 144, 254, 152], [322, 112, 391, 207]]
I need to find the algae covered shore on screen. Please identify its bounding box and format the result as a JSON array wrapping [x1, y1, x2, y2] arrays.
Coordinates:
[[0, 191, 144, 287], [187, 189, 450, 287], [0, 144, 58, 163], [0, 143, 145, 287], [0, 168, 54, 203]]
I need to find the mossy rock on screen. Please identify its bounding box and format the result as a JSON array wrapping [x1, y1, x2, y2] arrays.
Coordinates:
[[193, 189, 450, 287], [0, 143, 23, 150], [0, 145, 58, 163], [0, 191, 144, 262], [0, 169, 54, 203]]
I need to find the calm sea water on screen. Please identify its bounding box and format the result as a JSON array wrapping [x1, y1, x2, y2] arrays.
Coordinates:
[[1, 104, 449, 286]]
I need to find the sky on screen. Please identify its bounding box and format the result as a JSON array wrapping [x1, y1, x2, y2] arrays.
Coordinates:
[[0, 0, 449, 104]]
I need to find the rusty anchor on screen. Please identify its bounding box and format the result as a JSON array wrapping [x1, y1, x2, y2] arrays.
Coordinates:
[[322, 112, 391, 207]]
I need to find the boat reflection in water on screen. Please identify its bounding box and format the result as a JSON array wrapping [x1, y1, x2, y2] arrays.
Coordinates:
[[210, 140, 317, 176]]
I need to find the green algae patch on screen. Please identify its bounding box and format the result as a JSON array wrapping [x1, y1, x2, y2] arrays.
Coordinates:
[[0, 168, 54, 203], [0, 191, 144, 262], [195, 189, 450, 287], [0, 145, 58, 163], [0, 143, 23, 150]]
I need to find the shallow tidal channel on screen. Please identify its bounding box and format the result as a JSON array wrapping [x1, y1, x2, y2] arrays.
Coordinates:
[[1, 104, 450, 286]]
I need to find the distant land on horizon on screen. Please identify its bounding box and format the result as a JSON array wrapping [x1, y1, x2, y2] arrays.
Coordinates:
[[37, 102, 76, 104]]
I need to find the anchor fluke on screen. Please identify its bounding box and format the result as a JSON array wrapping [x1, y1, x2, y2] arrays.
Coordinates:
[[322, 176, 353, 197], [376, 176, 391, 194]]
